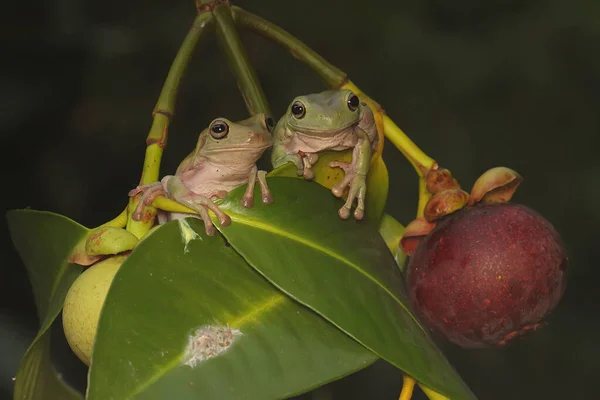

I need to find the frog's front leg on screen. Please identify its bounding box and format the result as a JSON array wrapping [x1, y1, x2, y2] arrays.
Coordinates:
[[257, 170, 273, 204], [241, 166, 274, 207], [272, 143, 304, 175], [329, 130, 371, 220], [163, 175, 231, 236]]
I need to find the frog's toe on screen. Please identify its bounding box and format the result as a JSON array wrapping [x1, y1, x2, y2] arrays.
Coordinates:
[[303, 168, 315, 180], [338, 206, 351, 220], [332, 184, 345, 198], [204, 224, 217, 236], [219, 214, 232, 227], [128, 188, 141, 197], [262, 192, 274, 205], [353, 207, 365, 220], [329, 161, 351, 171], [241, 196, 254, 208]]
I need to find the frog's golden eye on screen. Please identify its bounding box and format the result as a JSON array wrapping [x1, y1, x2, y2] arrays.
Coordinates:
[[265, 116, 275, 132], [209, 120, 229, 139], [291, 101, 306, 119], [347, 93, 360, 112]]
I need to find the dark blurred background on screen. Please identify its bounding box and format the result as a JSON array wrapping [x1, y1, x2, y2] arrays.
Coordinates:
[[2, 0, 599, 399]]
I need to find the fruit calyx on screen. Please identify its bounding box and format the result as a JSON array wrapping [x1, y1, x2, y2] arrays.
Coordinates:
[[401, 166, 522, 255]]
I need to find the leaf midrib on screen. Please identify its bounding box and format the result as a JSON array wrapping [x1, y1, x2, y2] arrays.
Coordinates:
[[224, 212, 427, 333], [123, 293, 287, 399]]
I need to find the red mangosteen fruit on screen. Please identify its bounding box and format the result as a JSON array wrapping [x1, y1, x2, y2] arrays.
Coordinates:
[[400, 167, 567, 348]]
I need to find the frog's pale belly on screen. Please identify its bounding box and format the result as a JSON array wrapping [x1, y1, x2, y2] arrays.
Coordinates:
[[160, 162, 251, 224], [178, 160, 251, 199], [284, 128, 359, 154]]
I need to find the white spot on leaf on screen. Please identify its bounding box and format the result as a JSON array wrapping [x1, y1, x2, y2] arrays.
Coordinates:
[[178, 219, 201, 253], [182, 325, 242, 367]]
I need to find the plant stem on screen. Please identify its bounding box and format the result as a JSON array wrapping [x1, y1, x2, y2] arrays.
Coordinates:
[[213, 4, 271, 116], [97, 206, 128, 229], [419, 383, 451, 400], [231, 6, 346, 87], [127, 11, 214, 238], [399, 374, 416, 400]]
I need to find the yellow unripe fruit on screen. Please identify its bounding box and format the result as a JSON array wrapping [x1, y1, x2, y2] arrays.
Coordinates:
[[62, 255, 127, 366]]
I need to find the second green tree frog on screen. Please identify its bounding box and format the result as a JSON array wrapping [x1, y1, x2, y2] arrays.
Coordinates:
[[271, 90, 378, 220], [129, 114, 275, 235]]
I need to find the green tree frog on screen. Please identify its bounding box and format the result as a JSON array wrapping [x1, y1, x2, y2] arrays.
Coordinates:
[[129, 114, 275, 235], [271, 90, 378, 220]]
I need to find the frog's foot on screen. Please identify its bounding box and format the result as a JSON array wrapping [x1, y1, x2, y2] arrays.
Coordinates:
[[128, 183, 156, 197], [329, 161, 367, 220], [301, 155, 315, 180], [298, 152, 318, 180], [178, 194, 231, 236], [130, 183, 165, 221]]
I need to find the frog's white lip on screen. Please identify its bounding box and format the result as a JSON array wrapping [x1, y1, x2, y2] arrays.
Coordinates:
[[287, 121, 355, 135], [208, 143, 272, 152]]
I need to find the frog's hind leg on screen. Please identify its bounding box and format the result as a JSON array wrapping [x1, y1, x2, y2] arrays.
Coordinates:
[[130, 182, 166, 221], [164, 176, 231, 236]]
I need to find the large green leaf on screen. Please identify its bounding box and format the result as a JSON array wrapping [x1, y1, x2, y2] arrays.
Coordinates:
[[269, 149, 389, 222], [88, 218, 378, 400], [7, 210, 86, 400], [217, 177, 476, 400]]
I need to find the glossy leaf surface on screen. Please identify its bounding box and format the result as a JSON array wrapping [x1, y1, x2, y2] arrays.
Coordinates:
[[217, 178, 475, 400], [88, 219, 378, 400], [7, 210, 86, 400]]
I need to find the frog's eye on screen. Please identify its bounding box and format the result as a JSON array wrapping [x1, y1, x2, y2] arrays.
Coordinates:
[[209, 120, 229, 139], [265, 116, 275, 132], [347, 93, 360, 111], [291, 101, 306, 119]]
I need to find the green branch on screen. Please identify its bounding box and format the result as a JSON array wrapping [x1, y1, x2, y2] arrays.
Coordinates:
[[127, 11, 214, 238], [213, 4, 271, 116], [232, 6, 346, 88]]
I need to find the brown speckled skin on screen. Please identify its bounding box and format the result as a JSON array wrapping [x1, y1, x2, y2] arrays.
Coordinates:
[[406, 203, 567, 348]]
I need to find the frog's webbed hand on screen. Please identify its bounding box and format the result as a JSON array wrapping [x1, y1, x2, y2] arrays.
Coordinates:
[[163, 175, 231, 236], [299, 152, 319, 180], [129, 182, 166, 221], [329, 129, 371, 220], [241, 166, 273, 208]]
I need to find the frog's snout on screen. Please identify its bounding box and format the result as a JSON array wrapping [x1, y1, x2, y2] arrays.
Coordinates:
[[247, 130, 272, 146]]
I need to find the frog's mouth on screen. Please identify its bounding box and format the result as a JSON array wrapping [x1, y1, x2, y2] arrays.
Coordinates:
[[287, 122, 356, 137], [209, 142, 271, 153]]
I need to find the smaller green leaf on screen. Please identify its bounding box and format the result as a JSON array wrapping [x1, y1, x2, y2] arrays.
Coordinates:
[[7, 210, 88, 400], [13, 331, 82, 400], [269, 149, 388, 222]]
